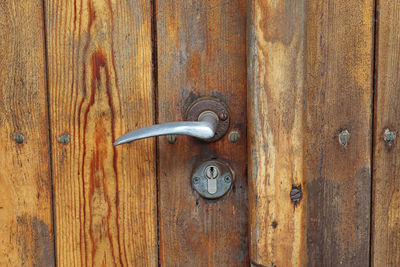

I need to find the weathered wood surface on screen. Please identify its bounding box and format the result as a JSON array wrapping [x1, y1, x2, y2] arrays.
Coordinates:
[[156, 0, 248, 265], [247, 1, 306, 266], [247, 0, 374, 266], [304, 1, 373, 266], [372, 1, 400, 266], [45, 0, 157, 265], [0, 0, 55, 266]]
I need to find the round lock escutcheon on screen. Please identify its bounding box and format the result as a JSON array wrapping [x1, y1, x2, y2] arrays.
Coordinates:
[[191, 159, 233, 199]]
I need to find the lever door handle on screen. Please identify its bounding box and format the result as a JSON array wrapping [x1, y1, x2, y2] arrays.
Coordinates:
[[114, 111, 218, 145], [114, 97, 230, 145]]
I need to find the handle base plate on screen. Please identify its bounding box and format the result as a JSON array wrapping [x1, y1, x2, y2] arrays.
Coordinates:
[[185, 97, 230, 142]]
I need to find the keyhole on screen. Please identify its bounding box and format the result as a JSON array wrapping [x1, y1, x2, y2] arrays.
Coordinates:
[[205, 165, 219, 195], [205, 165, 219, 179], [210, 167, 215, 177]]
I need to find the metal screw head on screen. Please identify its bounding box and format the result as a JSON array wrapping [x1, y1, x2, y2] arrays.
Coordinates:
[[192, 177, 200, 184], [228, 130, 241, 143], [58, 134, 70, 145], [339, 130, 350, 146], [14, 133, 25, 144], [224, 175, 232, 183], [384, 129, 396, 144], [219, 111, 228, 121], [167, 134, 177, 144]]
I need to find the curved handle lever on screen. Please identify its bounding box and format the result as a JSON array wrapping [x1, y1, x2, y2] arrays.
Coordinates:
[[114, 111, 218, 146]]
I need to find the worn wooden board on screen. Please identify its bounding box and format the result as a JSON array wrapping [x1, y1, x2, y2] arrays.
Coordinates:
[[0, 0, 55, 266], [45, 0, 157, 265], [372, 1, 400, 266], [156, 0, 248, 265], [304, 1, 373, 266], [247, 0, 374, 266], [247, 1, 306, 266]]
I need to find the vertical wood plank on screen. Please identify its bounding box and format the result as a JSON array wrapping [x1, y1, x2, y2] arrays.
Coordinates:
[[157, 0, 248, 266], [0, 0, 55, 266], [247, 1, 306, 266], [305, 2, 373, 265], [372, 1, 400, 266], [45, 0, 157, 265], [247, 1, 374, 266]]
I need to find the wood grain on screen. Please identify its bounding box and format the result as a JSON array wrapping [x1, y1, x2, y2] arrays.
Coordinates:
[[0, 0, 55, 266], [45, 0, 157, 265], [247, 0, 374, 266], [372, 1, 400, 266], [304, 1, 373, 266], [156, 0, 248, 265], [247, 1, 306, 266]]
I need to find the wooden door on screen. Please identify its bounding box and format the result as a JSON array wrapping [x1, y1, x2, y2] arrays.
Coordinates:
[[1, 0, 400, 266]]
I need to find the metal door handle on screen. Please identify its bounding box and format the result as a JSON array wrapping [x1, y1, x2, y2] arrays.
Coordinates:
[[114, 111, 218, 145], [114, 97, 230, 145]]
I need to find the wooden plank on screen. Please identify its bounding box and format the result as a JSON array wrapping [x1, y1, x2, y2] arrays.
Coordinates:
[[44, 0, 157, 265], [304, 2, 373, 266], [0, 0, 55, 266], [247, 1, 307, 266], [247, 0, 374, 266], [156, 0, 248, 265], [372, 1, 400, 266]]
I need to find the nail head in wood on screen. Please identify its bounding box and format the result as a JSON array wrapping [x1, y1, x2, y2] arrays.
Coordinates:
[[290, 185, 302, 204], [58, 134, 70, 145], [228, 130, 240, 143], [339, 129, 350, 146], [167, 134, 177, 144], [14, 133, 25, 144], [384, 128, 396, 144]]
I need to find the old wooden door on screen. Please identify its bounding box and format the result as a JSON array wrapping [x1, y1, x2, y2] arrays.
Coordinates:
[[0, 0, 399, 266]]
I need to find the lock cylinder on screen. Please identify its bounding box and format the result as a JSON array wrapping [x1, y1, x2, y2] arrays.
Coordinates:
[[191, 159, 233, 199]]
